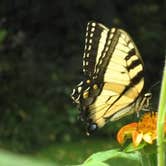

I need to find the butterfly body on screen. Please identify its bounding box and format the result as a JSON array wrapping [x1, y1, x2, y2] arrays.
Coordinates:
[[71, 21, 151, 132]]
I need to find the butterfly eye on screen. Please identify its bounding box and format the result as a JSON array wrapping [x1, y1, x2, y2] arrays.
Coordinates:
[[83, 91, 89, 99], [93, 84, 98, 90]]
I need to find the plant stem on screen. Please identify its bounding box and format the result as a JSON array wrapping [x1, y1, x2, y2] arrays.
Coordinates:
[[157, 57, 166, 166]]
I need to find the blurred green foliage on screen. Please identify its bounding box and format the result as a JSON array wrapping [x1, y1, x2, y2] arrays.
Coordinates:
[[0, 150, 56, 166], [0, 0, 165, 153], [35, 138, 118, 165]]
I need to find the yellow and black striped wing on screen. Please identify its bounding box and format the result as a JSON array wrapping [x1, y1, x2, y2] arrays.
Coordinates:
[[71, 21, 146, 131], [87, 26, 144, 128]]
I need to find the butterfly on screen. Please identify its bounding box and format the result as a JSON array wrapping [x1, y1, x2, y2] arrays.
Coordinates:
[[71, 21, 151, 133]]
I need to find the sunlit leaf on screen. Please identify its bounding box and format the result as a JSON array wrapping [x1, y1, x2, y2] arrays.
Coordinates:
[[84, 149, 120, 162], [80, 149, 142, 166]]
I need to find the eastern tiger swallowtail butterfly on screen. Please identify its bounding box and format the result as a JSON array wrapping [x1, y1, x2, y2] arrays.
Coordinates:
[[71, 21, 151, 133]]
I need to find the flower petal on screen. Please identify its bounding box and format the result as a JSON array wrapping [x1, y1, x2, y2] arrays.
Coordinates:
[[117, 123, 137, 144], [132, 131, 143, 147], [143, 132, 153, 144]]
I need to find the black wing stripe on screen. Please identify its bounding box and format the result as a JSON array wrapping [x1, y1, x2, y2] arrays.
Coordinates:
[[127, 59, 142, 71], [131, 70, 144, 85], [125, 48, 136, 60]]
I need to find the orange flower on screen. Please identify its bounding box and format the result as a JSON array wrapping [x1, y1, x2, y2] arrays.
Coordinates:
[[117, 112, 166, 147]]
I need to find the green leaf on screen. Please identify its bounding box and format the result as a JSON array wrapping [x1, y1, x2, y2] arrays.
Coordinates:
[[79, 161, 109, 166], [84, 149, 120, 163], [80, 148, 143, 166]]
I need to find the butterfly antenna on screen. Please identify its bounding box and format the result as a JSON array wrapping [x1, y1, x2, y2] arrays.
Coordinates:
[[148, 81, 160, 92]]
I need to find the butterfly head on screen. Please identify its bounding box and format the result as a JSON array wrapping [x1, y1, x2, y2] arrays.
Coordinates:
[[141, 92, 152, 110]]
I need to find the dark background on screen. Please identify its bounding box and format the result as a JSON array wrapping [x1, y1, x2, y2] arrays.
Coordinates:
[[0, 0, 165, 153]]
